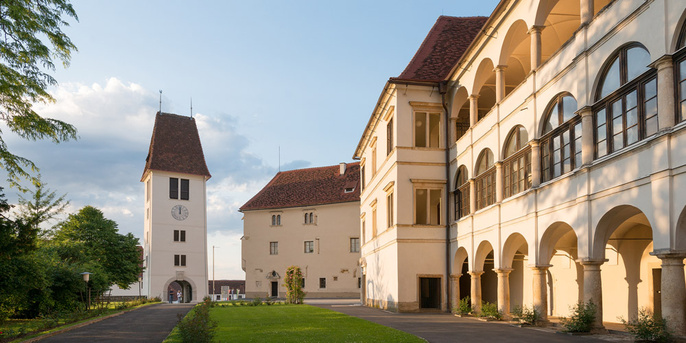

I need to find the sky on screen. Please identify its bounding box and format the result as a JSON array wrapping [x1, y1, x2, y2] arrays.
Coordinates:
[[3, 0, 501, 280]]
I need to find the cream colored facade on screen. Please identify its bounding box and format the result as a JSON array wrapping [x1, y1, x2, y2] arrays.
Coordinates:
[[143, 170, 209, 302], [356, 0, 686, 336], [241, 201, 361, 299]]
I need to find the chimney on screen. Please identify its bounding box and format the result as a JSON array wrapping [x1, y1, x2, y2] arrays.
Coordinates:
[[339, 162, 347, 175]]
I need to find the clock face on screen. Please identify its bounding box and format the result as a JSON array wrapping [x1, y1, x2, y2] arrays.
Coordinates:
[[171, 205, 189, 221]]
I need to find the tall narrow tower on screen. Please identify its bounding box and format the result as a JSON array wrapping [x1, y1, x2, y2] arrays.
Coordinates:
[[141, 112, 211, 302]]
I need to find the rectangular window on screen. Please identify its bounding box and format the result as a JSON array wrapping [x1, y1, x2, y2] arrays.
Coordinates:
[[180, 230, 186, 242], [503, 148, 531, 198], [360, 166, 366, 191], [174, 254, 186, 267], [415, 188, 442, 225], [270, 242, 278, 255], [386, 192, 394, 228], [358, 277, 361, 289], [414, 112, 441, 148], [350, 237, 360, 253], [319, 278, 326, 289], [475, 169, 496, 210], [146, 180, 151, 202], [643, 78, 658, 137], [361, 219, 366, 244], [387, 118, 394, 156], [304, 241, 314, 253], [371, 145, 377, 176], [372, 207, 377, 237], [679, 58, 686, 122], [180, 179, 189, 200], [174, 230, 178, 241], [301, 278, 305, 288], [169, 178, 179, 199]]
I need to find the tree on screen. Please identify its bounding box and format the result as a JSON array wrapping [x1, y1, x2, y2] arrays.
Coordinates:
[[54, 206, 143, 289], [15, 174, 69, 236], [284, 266, 305, 304], [0, 0, 79, 187]]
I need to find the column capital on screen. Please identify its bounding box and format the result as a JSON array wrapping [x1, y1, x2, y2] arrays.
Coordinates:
[[493, 268, 513, 275], [528, 25, 545, 35], [529, 139, 540, 148], [529, 264, 552, 271], [495, 161, 503, 168], [577, 259, 607, 266], [450, 273, 463, 279], [576, 106, 594, 117], [468, 270, 484, 277], [469, 94, 480, 100], [651, 250, 686, 261], [649, 54, 674, 70], [494, 64, 508, 72]]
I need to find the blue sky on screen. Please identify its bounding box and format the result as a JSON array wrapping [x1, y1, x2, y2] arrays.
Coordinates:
[[4, 0, 500, 279]]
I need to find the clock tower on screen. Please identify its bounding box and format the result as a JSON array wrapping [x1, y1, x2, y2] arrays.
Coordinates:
[[141, 112, 211, 302]]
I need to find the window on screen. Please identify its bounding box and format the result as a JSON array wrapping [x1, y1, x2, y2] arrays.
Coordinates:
[[303, 211, 315, 224], [350, 238, 360, 253], [387, 118, 394, 155], [174, 254, 186, 267], [676, 24, 686, 123], [372, 206, 378, 237], [454, 165, 470, 220], [371, 144, 377, 176], [360, 165, 366, 191], [146, 180, 150, 202], [386, 192, 394, 228], [415, 188, 441, 225], [270, 214, 281, 226], [169, 178, 178, 199], [456, 118, 469, 142], [541, 95, 582, 181], [169, 177, 189, 200], [319, 278, 326, 289], [358, 277, 361, 289], [270, 242, 278, 255], [301, 278, 305, 288], [361, 219, 366, 244], [415, 112, 441, 148], [173, 230, 186, 242], [502, 126, 531, 198], [475, 149, 495, 210], [595, 45, 657, 158], [304, 241, 314, 253]]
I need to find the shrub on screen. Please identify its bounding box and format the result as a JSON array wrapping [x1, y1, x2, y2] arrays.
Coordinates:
[[561, 301, 596, 333], [284, 266, 306, 304], [251, 297, 262, 306], [621, 308, 673, 342], [453, 296, 472, 315], [479, 301, 502, 320], [176, 301, 217, 343], [511, 305, 540, 326]]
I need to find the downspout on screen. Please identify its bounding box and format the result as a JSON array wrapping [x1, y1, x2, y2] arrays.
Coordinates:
[[440, 80, 451, 313]]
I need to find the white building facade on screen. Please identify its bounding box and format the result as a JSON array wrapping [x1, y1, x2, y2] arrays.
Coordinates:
[[356, 0, 686, 336]]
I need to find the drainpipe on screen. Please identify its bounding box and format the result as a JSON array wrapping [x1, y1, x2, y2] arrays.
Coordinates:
[[440, 80, 452, 313]]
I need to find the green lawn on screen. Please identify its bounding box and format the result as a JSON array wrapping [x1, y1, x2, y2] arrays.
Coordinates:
[[166, 303, 423, 343]]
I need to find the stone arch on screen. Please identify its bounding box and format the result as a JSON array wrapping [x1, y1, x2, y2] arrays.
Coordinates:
[[453, 246, 469, 275], [534, 0, 581, 65], [498, 19, 531, 97], [675, 206, 686, 252], [673, 9, 686, 53], [592, 205, 653, 261], [539, 221, 578, 265], [163, 276, 198, 303], [474, 239, 494, 272], [591, 42, 651, 102], [472, 58, 497, 120], [452, 86, 470, 142], [502, 232, 529, 269]]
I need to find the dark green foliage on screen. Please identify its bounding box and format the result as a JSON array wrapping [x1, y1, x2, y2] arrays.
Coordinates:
[[15, 174, 69, 236], [621, 308, 673, 342], [511, 305, 540, 325], [0, 0, 79, 187], [479, 301, 502, 320], [453, 296, 472, 315], [561, 301, 597, 333], [176, 298, 217, 343], [284, 266, 305, 304]]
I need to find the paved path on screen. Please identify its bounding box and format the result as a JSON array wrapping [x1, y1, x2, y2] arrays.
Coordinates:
[[311, 301, 631, 343], [37, 303, 194, 343]]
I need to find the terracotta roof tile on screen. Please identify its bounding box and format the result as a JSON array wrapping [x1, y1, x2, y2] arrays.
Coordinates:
[[240, 163, 360, 211], [394, 16, 488, 82], [141, 112, 211, 181]]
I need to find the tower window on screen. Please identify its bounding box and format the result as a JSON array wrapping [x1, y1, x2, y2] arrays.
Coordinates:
[[169, 178, 178, 199], [180, 179, 189, 200], [174, 254, 186, 266], [174, 230, 186, 242]]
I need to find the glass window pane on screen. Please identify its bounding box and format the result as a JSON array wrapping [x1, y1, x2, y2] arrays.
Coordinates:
[[644, 79, 657, 100], [681, 100, 686, 122], [429, 113, 440, 148], [627, 126, 638, 145], [646, 117, 658, 137], [563, 144, 571, 161], [601, 58, 621, 98], [415, 113, 426, 147], [430, 190, 441, 225], [680, 60, 686, 81], [554, 163, 561, 177], [626, 90, 637, 110], [563, 158, 571, 173], [596, 109, 606, 126], [518, 127, 528, 147], [553, 136, 561, 150], [416, 189, 427, 224], [547, 105, 559, 132], [613, 117, 624, 135], [553, 148, 561, 164], [597, 142, 607, 157], [680, 82, 686, 101], [644, 98, 657, 119], [614, 133, 624, 150], [612, 99, 623, 119], [626, 108, 638, 127], [562, 96, 577, 123], [626, 47, 651, 82], [597, 123, 607, 142]]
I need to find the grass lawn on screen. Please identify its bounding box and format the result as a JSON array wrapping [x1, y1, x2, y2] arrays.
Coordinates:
[[166, 303, 423, 343]]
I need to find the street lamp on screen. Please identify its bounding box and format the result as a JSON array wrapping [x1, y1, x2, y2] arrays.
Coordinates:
[[80, 272, 92, 310], [138, 275, 142, 300], [213, 246, 219, 301]]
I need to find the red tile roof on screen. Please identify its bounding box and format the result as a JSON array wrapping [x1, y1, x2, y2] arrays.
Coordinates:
[[240, 163, 360, 211], [393, 16, 488, 82], [141, 112, 211, 181]]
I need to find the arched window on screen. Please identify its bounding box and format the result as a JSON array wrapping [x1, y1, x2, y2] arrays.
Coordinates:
[[594, 44, 657, 158], [475, 150, 495, 210], [453, 166, 470, 220], [272, 215, 276, 226], [541, 94, 582, 181], [277, 215, 281, 226], [676, 21, 686, 123], [503, 126, 531, 198]]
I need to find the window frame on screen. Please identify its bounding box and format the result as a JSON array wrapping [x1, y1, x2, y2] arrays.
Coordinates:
[[675, 31, 686, 123], [350, 237, 360, 253], [541, 94, 582, 182], [414, 187, 443, 226], [269, 242, 278, 255], [180, 179, 189, 200], [474, 150, 495, 211], [414, 111, 442, 148], [319, 278, 326, 289], [169, 178, 178, 199], [453, 166, 470, 220], [502, 126, 531, 198], [304, 241, 314, 254]]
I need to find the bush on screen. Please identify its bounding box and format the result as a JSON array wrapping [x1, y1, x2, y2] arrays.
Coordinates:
[[284, 266, 306, 304], [176, 301, 217, 343], [621, 308, 673, 342], [561, 301, 596, 333], [511, 305, 540, 325], [251, 297, 262, 306], [479, 301, 502, 320], [453, 296, 472, 315]]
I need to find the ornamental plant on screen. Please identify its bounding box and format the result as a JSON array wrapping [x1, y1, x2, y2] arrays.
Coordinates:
[[621, 308, 673, 342], [561, 301, 597, 333], [284, 266, 306, 304]]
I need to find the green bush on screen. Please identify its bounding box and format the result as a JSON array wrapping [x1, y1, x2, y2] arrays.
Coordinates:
[[621, 308, 673, 342], [251, 297, 262, 306], [176, 301, 217, 343], [511, 305, 540, 325], [453, 296, 472, 315], [561, 301, 596, 333], [284, 266, 306, 304], [479, 301, 502, 320]]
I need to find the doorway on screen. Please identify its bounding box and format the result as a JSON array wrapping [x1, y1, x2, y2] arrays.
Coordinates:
[[420, 277, 441, 309], [653, 268, 661, 318], [271, 281, 278, 297], [168, 280, 193, 303]]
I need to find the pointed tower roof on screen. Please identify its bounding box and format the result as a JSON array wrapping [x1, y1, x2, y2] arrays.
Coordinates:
[[141, 112, 211, 181]]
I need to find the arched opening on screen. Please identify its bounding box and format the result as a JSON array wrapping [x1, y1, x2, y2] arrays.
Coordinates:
[[474, 149, 495, 211], [501, 233, 530, 314], [474, 240, 497, 309], [472, 59, 497, 121], [540, 222, 580, 317], [593, 205, 656, 323], [540, 93, 581, 182], [453, 247, 471, 308], [499, 20, 531, 97], [452, 87, 470, 142], [502, 125, 531, 198], [674, 14, 686, 123], [454, 165, 470, 221], [536, 0, 581, 65], [167, 280, 193, 304]]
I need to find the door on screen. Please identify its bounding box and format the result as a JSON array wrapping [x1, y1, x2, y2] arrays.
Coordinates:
[[653, 268, 661, 318], [271, 281, 278, 297], [420, 277, 441, 309]]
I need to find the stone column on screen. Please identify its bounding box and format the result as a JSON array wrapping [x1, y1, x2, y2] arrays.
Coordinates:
[[530, 140, 541, 187], [495, 268, 513, 317], [652, 56, 676, 131], [580, 260, 605, 331], [470, 271, 484, 313], [655, 253, 686, 336], [580, 0, 594, 26], [531, 266, 550, 322], [579, 107, 594, 165], [469, 95, 479, 126], [528, 26, 543, 70], [469, 179, 476, 214], [495, 162, 503, 202], [451, 274, 461, 312], [495, 65, 507, 103]]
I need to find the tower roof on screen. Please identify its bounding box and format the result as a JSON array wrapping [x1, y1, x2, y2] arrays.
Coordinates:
[[239, 163, 360, 211], [141, 112, 211, 181]]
